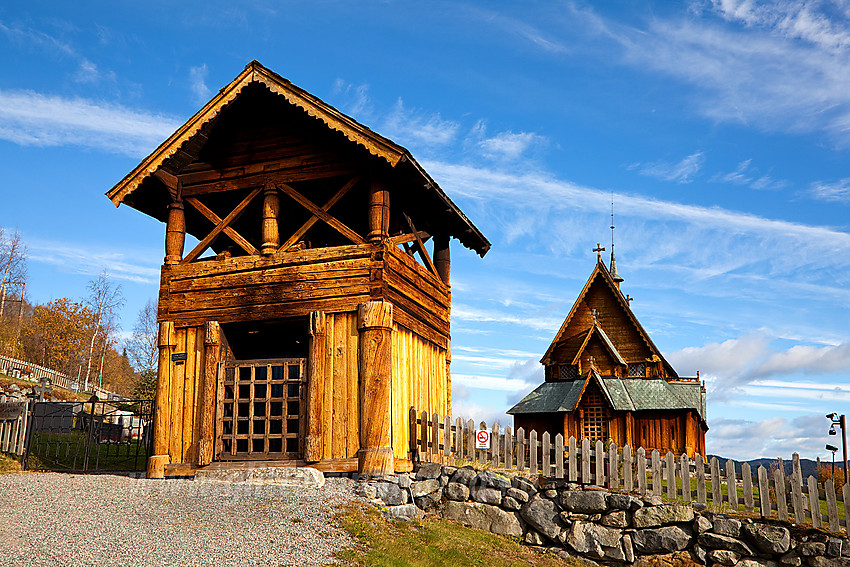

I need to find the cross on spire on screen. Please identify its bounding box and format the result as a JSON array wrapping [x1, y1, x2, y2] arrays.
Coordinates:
[[625, 294, 633, 305], [593, 243, 606, 261]]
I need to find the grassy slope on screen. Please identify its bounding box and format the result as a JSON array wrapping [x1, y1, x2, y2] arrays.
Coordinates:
[[335, 505, 586, 567]]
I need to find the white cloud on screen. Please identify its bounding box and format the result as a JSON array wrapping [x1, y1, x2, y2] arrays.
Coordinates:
[[26, 237, 160, 284], [453, 304, 562, 332], [0, 90, 181, 157], [477, 130, 547, 161], [189, 64, 212, 104], [452, 373, 537, 392], [630, 151, 705, 183], [707, 414, 830, 460], [383, 98, 459, 147], [712, 158, 788, 190], [667, 334, 771, 386], [750, 342, 850, 378], [810, 177, 850, 202]]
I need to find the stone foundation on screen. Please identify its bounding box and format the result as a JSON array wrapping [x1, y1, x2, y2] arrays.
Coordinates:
[[354, 463, 850, 567]]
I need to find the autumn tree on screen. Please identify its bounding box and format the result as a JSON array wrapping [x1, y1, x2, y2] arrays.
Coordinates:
[[126, 298, 158, 399], [21, 298, 95, 376]]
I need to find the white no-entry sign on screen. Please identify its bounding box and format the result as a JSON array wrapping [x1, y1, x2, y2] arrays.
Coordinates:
[[475, 429, 490, 449]]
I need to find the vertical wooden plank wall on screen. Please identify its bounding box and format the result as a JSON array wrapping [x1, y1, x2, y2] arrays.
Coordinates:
[[167, 325, 206, 465], [392, 325, 448, 466]]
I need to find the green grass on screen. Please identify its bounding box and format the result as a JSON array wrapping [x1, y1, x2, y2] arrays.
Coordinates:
[[335, 505, 586, 567], [0, 452, 22, 473], [27, 430, 149, 472]]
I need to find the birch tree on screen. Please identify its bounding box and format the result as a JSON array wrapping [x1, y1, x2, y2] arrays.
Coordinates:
[[83, 273, 124, 390]]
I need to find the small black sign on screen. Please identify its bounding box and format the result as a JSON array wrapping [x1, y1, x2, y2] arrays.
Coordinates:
[[171, 352, 188, 362]]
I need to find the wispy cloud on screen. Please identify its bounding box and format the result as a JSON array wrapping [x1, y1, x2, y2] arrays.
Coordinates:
[[629, 151, 705, 183], [452, 373, 537, 392], [708, 414, 827, 459], [810, 177, 850, 202], [189, 64, 212, 105], [711, 158, 788, 190], [0, 90, 181, 157]]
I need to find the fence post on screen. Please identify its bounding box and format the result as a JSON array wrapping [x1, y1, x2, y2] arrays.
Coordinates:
[[431, 413, 440, 458], [651, 450, 661, 497], [742, 463, 755, 513], [529, 430, 538, 475], [807, 476, 822, 529], [665, 452, 676, 501], [478, 421, 487, 465], [695, 454, 706, 505], [726, 459, 738, 512], [492, 423, 500, 468], [505, 426, 513, 470], [680, 453, 691, 503], [774, 467, 789, 522], [456, 417, 464, 460], [569, 436, 577, 482], [467, 419, 475, 461], [637, 447, 647, 495], [582, 438, 591, 484], [409, 407, 418, 460], [595, 440, 605, 486], [710, 457, 721, 510], [517, 427, 525, 471], [825, 479, 839, 532], [420, 411, 429, 460], [791, 454, 805, 523], [609, 442, 618, 490], [757, 465, 771, 518], [555, 434, 564, 479], [541, 432, 550, 477], [444, 414, 452, 459], [624, 444, 633, 492]]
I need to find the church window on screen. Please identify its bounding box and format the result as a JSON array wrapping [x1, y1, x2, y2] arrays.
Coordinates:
[[628, 362, 646, 377], [560, 364, 578, 380]]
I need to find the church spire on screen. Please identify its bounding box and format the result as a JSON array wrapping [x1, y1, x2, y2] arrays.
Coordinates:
[[610, 196, 624, 287]]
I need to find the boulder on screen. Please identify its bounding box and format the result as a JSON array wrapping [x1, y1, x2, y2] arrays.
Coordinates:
[[519, 494, 564, 540], [633, 551, 700, 567], [410, 479, 441, 498], [397, 474, 412, 489], [444, 482, 469, 502], [696, 532, 755, 555], [808, 558, 850, 567], [415, 462, 442, 480], [441, 500, 522, 537], [608, 493, 642, 511], [632, 504, 694, 528], [524, 530, 546, 545], [632, 526, 692, 554], [735, 560, 778, 567], [561, 490, 609, 514], [353, 482, 377, 499], [741, 523, 790, 554], [506, 487, 529, 503], [565, 520, 622, 555], [693, 515, 712, 534], [799, 542, 826, 556], [711, 517, 742, 538], [450, 466, 477, 486], [512, 476, 538, 496], [473, 470, 511, 491], [414, 491, 441, 510], [600, 510, 628, 528], [382, 504, 422, 521], [471, 486, 502, 506], [778, 552, 801, 566], [502, 496, 521, 511], [707, 549, 740, 566]]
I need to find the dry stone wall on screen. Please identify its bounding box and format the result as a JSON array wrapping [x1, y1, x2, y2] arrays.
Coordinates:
[[353, 463, 850, 567]]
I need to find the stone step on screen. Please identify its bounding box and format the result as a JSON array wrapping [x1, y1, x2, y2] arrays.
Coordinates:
[[194, 466, 325, 488]]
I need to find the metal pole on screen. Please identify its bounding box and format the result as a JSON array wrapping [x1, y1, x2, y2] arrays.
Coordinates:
[[842, 414, 848, 487]]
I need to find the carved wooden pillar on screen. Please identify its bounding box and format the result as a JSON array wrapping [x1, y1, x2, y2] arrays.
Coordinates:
[[164, 201, 185, 264], [367, 180, 390, 242], [434, 235, 451, 286], [305, 311, 326, 463], [358, 301, 394, 475], [625, 411, 634, 448], [261, 185, 280, 255], [148, 321, 175, 479], [197, 321, 220, 466]]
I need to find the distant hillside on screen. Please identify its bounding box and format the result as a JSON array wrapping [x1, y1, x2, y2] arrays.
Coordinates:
[[708, 455, 845, 479]]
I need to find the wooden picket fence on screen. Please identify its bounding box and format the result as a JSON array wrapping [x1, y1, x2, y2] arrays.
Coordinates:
[[0, 394, 28, 456], [409, 408, 848, 535]]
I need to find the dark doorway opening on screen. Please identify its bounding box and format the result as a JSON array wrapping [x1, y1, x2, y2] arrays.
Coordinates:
[[221, 318, 308, 360]]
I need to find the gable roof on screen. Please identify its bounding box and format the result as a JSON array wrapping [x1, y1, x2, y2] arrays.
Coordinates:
[[106, 60, 490, 256], [570, 323, 627, 367], [541, 260, 676, 377]]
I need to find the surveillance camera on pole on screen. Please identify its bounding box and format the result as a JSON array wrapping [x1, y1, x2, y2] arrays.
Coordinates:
[[826, 413, 848, 486]]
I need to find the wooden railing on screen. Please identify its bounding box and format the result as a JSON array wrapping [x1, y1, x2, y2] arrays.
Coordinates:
[[0, 394, 28, 456], [410, 408, 849, 534]]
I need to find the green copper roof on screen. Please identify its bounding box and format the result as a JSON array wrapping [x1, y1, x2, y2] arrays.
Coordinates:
[[506, 380, 584, 414]]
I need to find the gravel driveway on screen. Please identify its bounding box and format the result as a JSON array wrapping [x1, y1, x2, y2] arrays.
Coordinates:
[[0, 472, 359, 567]]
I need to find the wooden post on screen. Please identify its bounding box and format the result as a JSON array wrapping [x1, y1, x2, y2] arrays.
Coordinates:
[[367, 180, 390, 242], [197, 321, 220, 465], [147, 321, 175, 478], [505, 426, 513, 470], [696, 454, 707, 505], [726, 459, 739, 512], [743, 463, 755, 513], [775, 467, 789, 522], [305, 311, 326, 463], [357, 301, 394, 475], [261, 185, 280, 255], [434, 235, 450, 286], [165, 200, 185, 264]]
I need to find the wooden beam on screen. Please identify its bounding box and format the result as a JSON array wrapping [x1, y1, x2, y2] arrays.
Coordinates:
[[403, 213, 439, 277], [358, 301, 394, 476], [198, 321, 220, 466], [182, 188, 262, 263], [305, 311, 326, 463], [184, 197, 259, 257], [181, 167, 358, 197], [276, 182, 367, 245], [368, 180, 390, 242], [386, 231, 430, 247], [278, 176, 361, 252], [261, 185, 280, 255], [164, 200, 185, 265]]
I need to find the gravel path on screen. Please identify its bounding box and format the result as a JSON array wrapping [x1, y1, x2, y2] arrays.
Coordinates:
[[0, 472, 360, 567]]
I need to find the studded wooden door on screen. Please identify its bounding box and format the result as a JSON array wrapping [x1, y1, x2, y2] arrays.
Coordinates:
[[215, 358, 306, 460]]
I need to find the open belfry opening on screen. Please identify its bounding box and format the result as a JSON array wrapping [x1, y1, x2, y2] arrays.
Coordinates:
[[106, 61, 489, 478]]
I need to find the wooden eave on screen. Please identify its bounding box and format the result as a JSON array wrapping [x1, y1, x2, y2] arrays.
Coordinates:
[[569, 324, 627, 367], [542, 260, 677, 377], [105, 60, 490, 256]]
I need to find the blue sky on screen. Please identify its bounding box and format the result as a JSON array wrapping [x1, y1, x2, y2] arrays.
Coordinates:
[[1, 1, 849, 461]]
